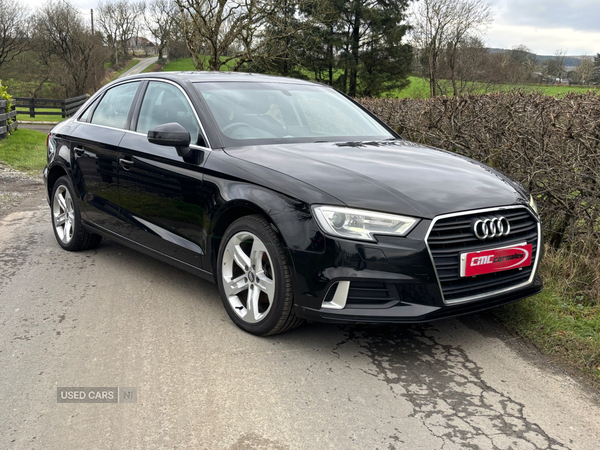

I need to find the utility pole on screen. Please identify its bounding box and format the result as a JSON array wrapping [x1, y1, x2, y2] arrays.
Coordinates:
[[91, 9, 94, 34]]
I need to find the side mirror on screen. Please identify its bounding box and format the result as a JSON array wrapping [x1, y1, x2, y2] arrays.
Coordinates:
[[147, 122, 192, 158]]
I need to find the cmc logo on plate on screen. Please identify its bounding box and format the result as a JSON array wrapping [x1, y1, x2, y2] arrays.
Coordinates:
[[462, 244, 532, 277]]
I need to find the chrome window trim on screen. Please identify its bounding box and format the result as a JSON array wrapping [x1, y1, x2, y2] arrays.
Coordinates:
[[75, 77, 212, 150], [424, 205, 542, 305]]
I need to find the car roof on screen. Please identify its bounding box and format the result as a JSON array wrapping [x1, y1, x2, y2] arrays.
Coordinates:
[[117, 71, 324, 86]]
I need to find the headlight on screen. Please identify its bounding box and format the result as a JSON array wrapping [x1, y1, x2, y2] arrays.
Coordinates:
[[313, 206, 419, 242], [529, 195, 539, 215]]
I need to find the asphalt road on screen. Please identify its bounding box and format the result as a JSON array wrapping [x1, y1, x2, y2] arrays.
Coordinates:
[[119, 57, 160, 79], [1, 190, 599, 450]]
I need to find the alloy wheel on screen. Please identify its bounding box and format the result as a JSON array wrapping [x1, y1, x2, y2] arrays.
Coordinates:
[[221, 231, 276, 324], [53, 185, 75, 244]]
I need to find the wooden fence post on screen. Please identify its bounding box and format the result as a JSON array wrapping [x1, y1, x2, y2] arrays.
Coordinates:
[[0, 99, 18, 140], [0, 99, 6, 140], [14, 95, 89, 120]]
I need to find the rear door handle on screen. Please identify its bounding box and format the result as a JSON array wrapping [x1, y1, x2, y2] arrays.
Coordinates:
[[119, 157, 134, 170]]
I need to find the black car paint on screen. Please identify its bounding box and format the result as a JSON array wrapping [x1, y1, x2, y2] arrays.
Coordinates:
[[223, 140, 528, 219], [44, 73, 542, 324]]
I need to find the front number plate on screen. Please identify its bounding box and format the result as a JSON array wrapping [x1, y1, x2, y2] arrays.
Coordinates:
[[460, 243, 533, 277]]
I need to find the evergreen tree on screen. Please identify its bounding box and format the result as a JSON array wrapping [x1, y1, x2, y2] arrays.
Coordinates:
[[336, 0, 412, 97], [592, 53, 600, 84], [254, 0, 412, 97], [249, 0, 306, 78]]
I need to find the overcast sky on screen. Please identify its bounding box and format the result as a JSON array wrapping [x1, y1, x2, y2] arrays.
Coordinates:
[[487, 0, 600, 55], [28, 0, 600, 56]]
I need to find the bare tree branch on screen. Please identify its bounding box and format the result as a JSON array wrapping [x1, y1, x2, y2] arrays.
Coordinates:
[[0, 0, 29, 70]]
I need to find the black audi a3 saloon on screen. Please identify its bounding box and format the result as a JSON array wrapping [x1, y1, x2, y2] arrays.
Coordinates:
[[44, 72, 542, 335]]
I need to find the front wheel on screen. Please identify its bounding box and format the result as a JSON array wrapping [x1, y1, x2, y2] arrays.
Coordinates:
[[217, 215, 303, 336], [51, 176, 102, 251]]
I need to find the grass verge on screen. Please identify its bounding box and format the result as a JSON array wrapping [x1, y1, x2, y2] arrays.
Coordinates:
[[142, 63, 161, 73], [494, 247, 600, 383], [0, 128, 48, 173], [116, 58, 140, 77], [104, 59, 141, 83]]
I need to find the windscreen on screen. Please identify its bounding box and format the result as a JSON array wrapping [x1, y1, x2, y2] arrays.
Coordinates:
[[194, 82, 394, 147]]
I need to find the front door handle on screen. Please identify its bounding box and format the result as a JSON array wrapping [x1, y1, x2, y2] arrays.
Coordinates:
[[119, 157, 134, 170], [74, 147, 85, 157]]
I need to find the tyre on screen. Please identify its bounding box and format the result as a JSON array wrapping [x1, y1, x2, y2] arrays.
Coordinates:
[[51, 176, 102, 251], [217, 215, 303, 336]]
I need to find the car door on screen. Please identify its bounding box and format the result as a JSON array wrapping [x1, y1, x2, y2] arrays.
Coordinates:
[[69, 81, 142, 232], [116, 80, 211, 269]]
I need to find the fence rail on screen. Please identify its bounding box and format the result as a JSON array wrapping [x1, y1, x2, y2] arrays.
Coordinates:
[[13, 94, 89, 119], [0, 99, 18, 140]]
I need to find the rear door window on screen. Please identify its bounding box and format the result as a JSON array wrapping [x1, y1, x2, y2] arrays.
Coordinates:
[[91, 82, 140, 129]]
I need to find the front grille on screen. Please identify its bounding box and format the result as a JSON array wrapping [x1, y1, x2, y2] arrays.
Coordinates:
[[426, 207, 539, 303], [345, 281, 399, 308]]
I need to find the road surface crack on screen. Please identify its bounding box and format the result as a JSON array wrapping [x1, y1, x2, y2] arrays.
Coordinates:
[[334, 324, 569, 449]]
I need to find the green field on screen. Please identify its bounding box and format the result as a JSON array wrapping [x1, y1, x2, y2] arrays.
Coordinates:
[[2, 78, 61, 99], [388, 76, 599, 98], [0, 128, 48, 173], [16, 107, 64, 123], [160, 58, 599, 98]]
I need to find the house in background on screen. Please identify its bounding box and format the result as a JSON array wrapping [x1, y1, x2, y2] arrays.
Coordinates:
[[127, 37, 157, 56]]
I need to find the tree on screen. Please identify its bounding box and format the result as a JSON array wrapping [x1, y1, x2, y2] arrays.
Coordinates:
[[251, 0, 342, 82], [507, 44, 537, 83], [280, 0, 412, 97], [592, 53, 600, 84], [298, 0, 345, 85], [336, 0, 412, 97], [575, 58, 594, 85], [247, 0, 305, 77], [545, 49, 566, 81], [144, 0, 177, 60], [174, 0, 272, 71], [97, 0, 145, 66], [0, 0, 29, 71], [411, 0, 492, 97], [32, 0, 108, 96], [442, 0, 491, 95], [438, 36, 495, 93]]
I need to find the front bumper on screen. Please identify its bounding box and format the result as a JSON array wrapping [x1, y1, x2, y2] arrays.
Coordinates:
[[289, 212, 542, 323], [297, 278, 542, 324], [43, 166, 50, 204]]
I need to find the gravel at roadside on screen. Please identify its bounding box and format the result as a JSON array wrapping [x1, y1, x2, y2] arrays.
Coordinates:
[[0, 163, 45, 219]]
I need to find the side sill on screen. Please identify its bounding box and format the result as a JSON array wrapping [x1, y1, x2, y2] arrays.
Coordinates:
[[82, 221, 215, 283]]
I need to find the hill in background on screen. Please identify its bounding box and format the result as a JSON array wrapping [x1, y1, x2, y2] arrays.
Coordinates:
[[487, 48, 593, 67]]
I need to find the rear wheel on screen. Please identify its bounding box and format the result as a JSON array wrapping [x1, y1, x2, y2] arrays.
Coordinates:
[[217, 215, 303, 336], [51, 176, 102, 251]]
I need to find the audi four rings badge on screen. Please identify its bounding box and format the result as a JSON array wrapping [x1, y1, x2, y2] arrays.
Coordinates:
[[473, 217, 510, 240]]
